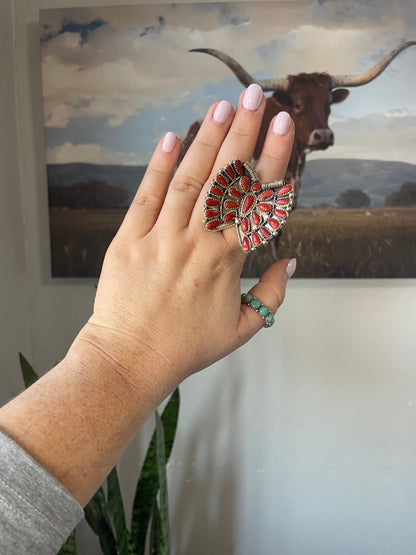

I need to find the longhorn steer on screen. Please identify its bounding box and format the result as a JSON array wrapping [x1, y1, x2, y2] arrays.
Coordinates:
[[180, 41, 416, 202]]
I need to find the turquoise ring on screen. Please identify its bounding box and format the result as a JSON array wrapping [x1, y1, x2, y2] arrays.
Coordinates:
[[241, 293, 275, 328]]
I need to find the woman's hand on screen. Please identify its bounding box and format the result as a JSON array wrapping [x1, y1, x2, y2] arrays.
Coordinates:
[[77, 84, 296, 392], [0, 85, 296, 506]]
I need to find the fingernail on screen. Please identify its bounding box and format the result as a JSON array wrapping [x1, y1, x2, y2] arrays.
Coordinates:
[[243, 83, 263, 111], [162, 131, 176, 153], [273, 111, 292, 135], [213, 100, 232, 123], [286, 258, 297, 278]]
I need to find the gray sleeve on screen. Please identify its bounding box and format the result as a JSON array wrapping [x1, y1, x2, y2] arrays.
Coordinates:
[[0, 430, 84, 555]]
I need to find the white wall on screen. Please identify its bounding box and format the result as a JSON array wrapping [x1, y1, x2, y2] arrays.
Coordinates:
[[1, 0, 416, 553]]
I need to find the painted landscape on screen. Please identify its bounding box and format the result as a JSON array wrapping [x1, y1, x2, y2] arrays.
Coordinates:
[[40, 2, 416, 278], [48, 159, 416, 277]]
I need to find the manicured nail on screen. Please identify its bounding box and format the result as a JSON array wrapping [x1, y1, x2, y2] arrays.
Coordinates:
[[286, 258, 297, 278], [213, 100, 232, 123], [162, 131, 177, 153], [243, 83, 263, 111], [273, 111, 292, 135]]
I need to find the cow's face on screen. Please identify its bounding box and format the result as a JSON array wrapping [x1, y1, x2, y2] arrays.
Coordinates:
[[273, 74, 349, 151]]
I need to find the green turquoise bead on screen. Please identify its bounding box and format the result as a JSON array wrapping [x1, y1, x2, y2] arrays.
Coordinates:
[[266, 315, 275, 325], [260, 306, 270, 317], [241, 293, 252, 303], [250, 298, 261, 309]]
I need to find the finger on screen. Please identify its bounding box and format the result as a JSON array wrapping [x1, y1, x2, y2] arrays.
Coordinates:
[[238, 257, 297, 338], [190, 84, 266, 240], [160, 100, 234, 230], [214, 84, 266, 169], [254, 111, 294, 183], [119, 132, 179, 239]]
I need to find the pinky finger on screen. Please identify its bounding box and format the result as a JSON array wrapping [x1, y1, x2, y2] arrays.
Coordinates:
[[119, 132, 179, 239]]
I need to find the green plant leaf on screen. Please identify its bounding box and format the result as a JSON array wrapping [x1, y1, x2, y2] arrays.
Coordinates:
[[84, 487, 117, 555], [155, 410, 169, 555], [149, 500, 161, 555], [57, 530, 77, 554], [129, 388, 180, 555], [18, 352, 39, 388], [106, 466, 129, 555]]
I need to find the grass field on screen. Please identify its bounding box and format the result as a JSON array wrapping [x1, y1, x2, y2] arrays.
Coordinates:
[[49, 207, 416, 278]]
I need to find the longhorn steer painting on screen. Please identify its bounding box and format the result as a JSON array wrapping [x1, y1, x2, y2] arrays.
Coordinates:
[[40, 1, 416, 278]]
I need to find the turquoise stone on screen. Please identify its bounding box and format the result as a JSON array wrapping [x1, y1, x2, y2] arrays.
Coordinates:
[[266, 314, 275, 325], [250, 298, 261, 309], [241, 293, 252, 303], [260, 306, 270, 317]]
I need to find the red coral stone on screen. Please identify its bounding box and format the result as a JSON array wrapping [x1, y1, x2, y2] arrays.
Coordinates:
[[268, 218, 280, 229], [241, 176, 250, 192], [259, 190, 273, 200], [210, 185, 224, 197], [242, 237, 250, 252], [277, 185, 292, 196], [206, 220, 220, 230], [225, 165, 235, 179], [224, 200, 239, 209], [205, 210, 219, 218], [216, 175, 227, 188], [258, 203, 271, 213], [273, 209, 287, 219], [224, 211, 236, 223], [234, 159, 243, 175], [252, 232, 261, 246], [206, 198, 220, 207], [260, 227, 271, 238], [277, 198, 290, 205], [230, 187, 242, 199], [242, 194, 255, 214], [241, 217, 249, 232], [252, 211, 261, 225], [252, 182, 261, 192]]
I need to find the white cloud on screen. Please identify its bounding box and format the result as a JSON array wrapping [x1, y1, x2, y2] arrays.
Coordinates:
[[47, 142, 149, 165], [40, 4, 416, 129]]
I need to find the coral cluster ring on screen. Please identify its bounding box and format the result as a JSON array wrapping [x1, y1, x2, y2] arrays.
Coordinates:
[[203, 159, 294, 253]]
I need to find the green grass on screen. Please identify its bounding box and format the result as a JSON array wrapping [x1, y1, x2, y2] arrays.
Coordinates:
[[49, 207, 416, 278]]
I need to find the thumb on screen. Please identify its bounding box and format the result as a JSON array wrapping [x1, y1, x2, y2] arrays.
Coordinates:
[[238, 257, 297, 337]]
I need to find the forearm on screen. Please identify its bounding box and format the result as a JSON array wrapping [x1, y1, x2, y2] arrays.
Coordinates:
[[0, 323, 180, 507]]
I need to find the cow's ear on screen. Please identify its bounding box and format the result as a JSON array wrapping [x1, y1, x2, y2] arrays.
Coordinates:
[[272, 90, 292, 107], [331, 88, 349, 104]]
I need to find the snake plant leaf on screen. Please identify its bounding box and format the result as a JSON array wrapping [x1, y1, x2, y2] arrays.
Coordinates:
[[57, 530, 77, 554], [129, 388, 180, 555], [149, 499, 161, 555], [18, 352, 39, 388], [155, 410, 170, 555], [106, 466, 129, 555], [84, 487, 117, 555]]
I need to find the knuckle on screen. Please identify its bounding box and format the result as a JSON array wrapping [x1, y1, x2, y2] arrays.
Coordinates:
[[171, 173, 203, 195]]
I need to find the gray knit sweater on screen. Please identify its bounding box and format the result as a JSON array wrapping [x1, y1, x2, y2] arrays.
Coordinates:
[[0, 431, 84, 554]]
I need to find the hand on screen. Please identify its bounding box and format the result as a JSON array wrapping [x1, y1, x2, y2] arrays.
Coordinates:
[[0, 85, 296, 507], [76, 84, 296, 394]]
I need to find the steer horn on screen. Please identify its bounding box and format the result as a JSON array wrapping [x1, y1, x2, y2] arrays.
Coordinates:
[[331, 41, 416, 88], [190, 47, 289, 91]]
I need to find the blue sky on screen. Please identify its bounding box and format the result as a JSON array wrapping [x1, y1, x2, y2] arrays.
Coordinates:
[[40, 1, 416, 165]]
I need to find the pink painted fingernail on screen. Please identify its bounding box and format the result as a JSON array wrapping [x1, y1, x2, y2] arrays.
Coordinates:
[[213, 100, 232, 123], [286, 258, 297, 278], [273, 111, 292, 135], [243, 83, 263, 111], [162, 131, 177, 152]]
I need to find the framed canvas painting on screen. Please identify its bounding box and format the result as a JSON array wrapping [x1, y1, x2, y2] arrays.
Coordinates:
[[40, 1, 416, 277]]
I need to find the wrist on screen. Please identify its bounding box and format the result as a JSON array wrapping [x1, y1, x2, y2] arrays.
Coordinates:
[[67, 320, 182, 410]]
